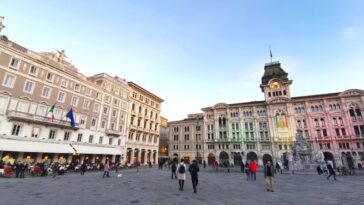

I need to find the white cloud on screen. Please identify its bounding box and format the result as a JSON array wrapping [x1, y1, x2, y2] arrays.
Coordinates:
[[342, 27, 359, 39]]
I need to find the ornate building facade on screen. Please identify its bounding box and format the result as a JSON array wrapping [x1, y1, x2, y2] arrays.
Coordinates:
[[125, 82, 163, 165], [0, 17, 163, 165], [169, 61, 364, 167]]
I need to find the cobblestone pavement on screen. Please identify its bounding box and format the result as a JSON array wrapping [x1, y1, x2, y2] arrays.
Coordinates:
[[0, 167, 363, 205]]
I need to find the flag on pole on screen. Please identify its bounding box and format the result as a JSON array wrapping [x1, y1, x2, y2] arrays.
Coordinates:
[[48, 103, 56, 121], [269, 45, 273, 62], [66, 108, 76, 128]]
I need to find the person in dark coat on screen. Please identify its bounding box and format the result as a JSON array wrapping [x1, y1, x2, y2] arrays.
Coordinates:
[[188, 160, 200, 194], [326, 163, 337, 180], [171, 162, 177, 179], [15, 161, 21, 178], [316, 165, 323, 175], [80, 162, 87, 175], [264, 161, 275, 192]]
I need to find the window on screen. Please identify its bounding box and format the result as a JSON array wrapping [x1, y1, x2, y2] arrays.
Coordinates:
[[74, 83, 80, 92], [9, 57, 20, 69], [60, 79, 67, 88], [101, 121, 106, 129], [94, 103, 100, 112], [99, 136, 103, 144], [77, 133, 83, 142], [57, 91, 66, 103], [46, 72, 54, 82], [112, 110, 117, 117], [29, 66, 38, 76], [89, 135, 94, 143], [118, 139, 121, 146], [71, 96, 79, 106], [96, 92, 102, 100], [2, 73, 16, 88], [85, 87, 92, 96], [83, 100, 90, 110], [49, 130, 56, 140], [41, 86, 51, 98], [64, 132, 70, 141], [103, 107, 109, 115], [12, 124, 21, 136], [31, 127, 40, 138], [91, 118, 97, 127], [23, 80, 35, 93]]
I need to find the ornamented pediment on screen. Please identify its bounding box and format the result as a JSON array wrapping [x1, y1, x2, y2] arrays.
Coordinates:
[[212, 103, 228, 109], [339, 89, 364, 97], [269, 97, 290, 104]]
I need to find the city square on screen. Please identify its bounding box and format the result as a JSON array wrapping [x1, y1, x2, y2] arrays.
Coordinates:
[[1, 168, 363, 205], [0, 1, 364, 205]]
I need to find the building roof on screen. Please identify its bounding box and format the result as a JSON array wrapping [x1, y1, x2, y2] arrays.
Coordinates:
[[261, 61, 289, 85], [128, 81, 164, 102]]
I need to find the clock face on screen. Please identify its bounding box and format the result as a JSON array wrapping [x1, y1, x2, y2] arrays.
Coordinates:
[[271, 81, 281, 89]]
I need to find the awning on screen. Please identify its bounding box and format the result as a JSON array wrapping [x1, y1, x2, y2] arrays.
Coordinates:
[[0, 138, 75, 154], [71, 144, 122, 155]]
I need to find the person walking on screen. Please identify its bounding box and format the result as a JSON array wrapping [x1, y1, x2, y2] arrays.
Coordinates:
[[245, 162, 250, 181], [19, 162, 26, 179], [80, 162, 87, 175], [275, 162, 281, 174], [203, 160, 206, 169], [264, 161, 275, 192], [326, 163, 337, 180], [249, 160, 257, 181], [51, 162, 59, 178], [189, 160, 200, 194], [171, 162, 177, 179], [15, 161, 20, 178], [102, 160, 110, 178], [176, 159, 187, 191]]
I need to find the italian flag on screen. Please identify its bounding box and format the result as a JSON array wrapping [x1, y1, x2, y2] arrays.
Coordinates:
[[48, 103, 56, 121]]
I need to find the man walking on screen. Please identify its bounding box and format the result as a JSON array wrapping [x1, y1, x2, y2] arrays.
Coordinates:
[[189, 160, 200, 194], [264, 161, 275, 192], [326, 163, 337, 180], [102, 160, 110, 178], [171, 162, 177, 179], [176, 159, 186, 191], [249, 160, 257, 181]]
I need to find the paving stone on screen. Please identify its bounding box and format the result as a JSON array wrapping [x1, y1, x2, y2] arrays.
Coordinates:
[[0, 167, 363, 205]]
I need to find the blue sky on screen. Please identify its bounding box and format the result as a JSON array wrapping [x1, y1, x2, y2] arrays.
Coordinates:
[[1, 1, 364, 121]]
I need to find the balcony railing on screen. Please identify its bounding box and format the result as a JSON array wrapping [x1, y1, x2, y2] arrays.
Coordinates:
[[7, 110, 78, 130], [105, 129, 121, 137]]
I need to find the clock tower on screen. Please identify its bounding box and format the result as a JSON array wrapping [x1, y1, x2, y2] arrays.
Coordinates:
[[260, 61, 292, 103]]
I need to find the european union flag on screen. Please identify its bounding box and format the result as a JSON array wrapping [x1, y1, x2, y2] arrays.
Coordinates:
[[66, 108, 75, 128]]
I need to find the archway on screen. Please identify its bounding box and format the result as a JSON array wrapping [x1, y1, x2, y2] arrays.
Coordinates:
[[134, 149, 139, 163], [141, 149, 146, 164], [126, 149, 132, 164], [324, 151, 335, 167], [219, 151, 229, 165], [147, 150, 151, 163], [173, 153, 179, 163], [183, 154, 190, 164], [233, 153, 242, 165], [262, 154, 273, 164], [207, 153, 215, 165], [246, 151, 258, 162], [195, 153, 202, 164], [152, 151, 156, 164]]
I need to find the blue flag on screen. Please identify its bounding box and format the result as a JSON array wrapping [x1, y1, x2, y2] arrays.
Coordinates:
[[66, 108, 75, 128]]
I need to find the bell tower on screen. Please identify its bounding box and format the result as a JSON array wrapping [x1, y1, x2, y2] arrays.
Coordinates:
[[260, 61, 292, 103]]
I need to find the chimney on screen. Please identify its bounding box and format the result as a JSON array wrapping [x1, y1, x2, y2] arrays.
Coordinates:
[[0, 16, 5, 34]]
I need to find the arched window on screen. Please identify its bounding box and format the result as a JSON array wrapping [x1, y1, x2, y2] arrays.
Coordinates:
[[319, 105, 323, 111], [333, 104, 336, 110], [283, 90, 287, 95], [295, 108, 298, 113], [311, 106, 315, 112], [279, 91, 282, 96], [314, 119, 319, 127], [268, 92, 271, 97], [315, 106, 319, 112], [329, 104, 333, 110], [337, 104, 341, 109], [320, 118, 325, 126]]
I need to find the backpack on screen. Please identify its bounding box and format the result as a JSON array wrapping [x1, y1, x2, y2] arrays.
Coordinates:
[[178, 165, 185, 174]]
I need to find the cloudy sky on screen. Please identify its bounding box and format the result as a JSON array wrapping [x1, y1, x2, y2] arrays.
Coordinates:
[[1, 1, 363, 121]]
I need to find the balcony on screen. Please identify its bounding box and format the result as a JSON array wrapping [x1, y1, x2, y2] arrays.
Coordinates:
[[105, 129, 121, 137], [7, 110, 79, 130]]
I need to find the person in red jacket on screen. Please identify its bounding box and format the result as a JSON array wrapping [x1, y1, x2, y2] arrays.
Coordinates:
[[249, 160, 257, 181]]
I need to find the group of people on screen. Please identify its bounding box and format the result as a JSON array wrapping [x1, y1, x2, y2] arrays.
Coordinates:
[[170, 159, 200, 193]]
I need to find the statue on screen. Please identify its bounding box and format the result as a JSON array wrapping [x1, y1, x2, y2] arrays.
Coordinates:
[[56, 50, 67, 63], [292, 129, 312, 164]]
